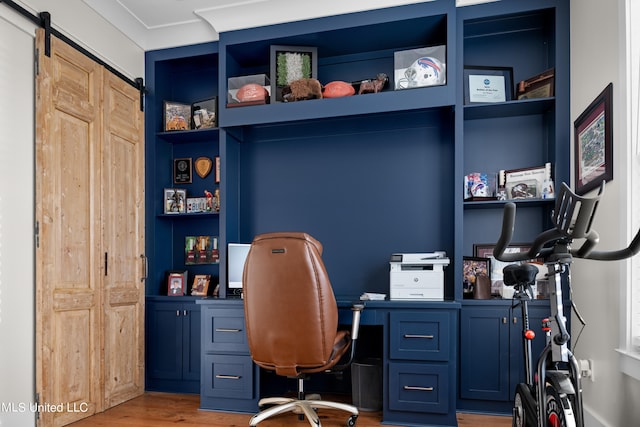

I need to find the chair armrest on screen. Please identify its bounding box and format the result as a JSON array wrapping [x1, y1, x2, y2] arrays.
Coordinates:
[[333, 304, 364, 371]]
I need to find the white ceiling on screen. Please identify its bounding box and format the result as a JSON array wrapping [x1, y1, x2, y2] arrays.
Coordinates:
[[82, 0, 494, 51]]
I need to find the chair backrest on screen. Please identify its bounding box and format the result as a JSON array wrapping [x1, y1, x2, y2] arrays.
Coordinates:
[[243, 232, 339, 377]]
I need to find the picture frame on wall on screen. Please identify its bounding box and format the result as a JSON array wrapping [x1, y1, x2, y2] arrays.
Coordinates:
[[574, 82, 613, 195], [463, 66, 513, 105], [163, 101, 191, 131], [270, 45, 318, 103]]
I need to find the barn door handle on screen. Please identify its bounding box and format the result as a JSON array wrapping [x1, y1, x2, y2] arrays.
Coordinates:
[[140, 254, 148, 282]]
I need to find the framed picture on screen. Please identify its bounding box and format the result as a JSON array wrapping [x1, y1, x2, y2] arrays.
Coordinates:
[[163, 101, 191, 131], [463, 66, 513, 104], [574, 83, 613, 195], [163, 188, 186, 214], [270, 45, 318, 103], [474, 243, 541, 297], [215, 156, 220, 184], [516, 68, 555, 100], [462, 256, 491, 297], [174, 157, 192, 184], [503, 163, 553, 200], [191, 97, 217, 129], [191, 274, 211, 296], [167, 270, 188, 296]]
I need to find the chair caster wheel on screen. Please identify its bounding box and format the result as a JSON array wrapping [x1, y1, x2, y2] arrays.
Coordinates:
[[346, 414, 358, 426]]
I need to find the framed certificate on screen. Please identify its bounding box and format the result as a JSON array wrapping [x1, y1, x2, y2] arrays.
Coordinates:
[[463, 66, 513, 104]]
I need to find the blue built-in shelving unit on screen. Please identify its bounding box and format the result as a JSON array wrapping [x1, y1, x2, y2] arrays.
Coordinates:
[[144, 0, 570, 415]]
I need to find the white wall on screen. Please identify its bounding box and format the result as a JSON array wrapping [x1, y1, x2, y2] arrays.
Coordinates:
[[570, 0, 640, 425], [15, 0, 144, 80], [0, 7, 36, 427]]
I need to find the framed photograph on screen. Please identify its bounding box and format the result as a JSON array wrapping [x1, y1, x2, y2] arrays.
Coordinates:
[[215, 156, 220, 184], [167, 270, 188, 296], [185, 235, 219, 265], [503, 163, 553, 200], [191, 274, 211, 296], [270, 45, 318, 103], [163, 101, 191, 131], [163, 188, 186, 214], [474, 243, 542, 297], [516, 68, 555, 100], [191, 97, 217, 129], [462, 256, 491, 297], [463, 66, 513, 105], [574, 83, 613, 195], [174, 157, 192, 184]]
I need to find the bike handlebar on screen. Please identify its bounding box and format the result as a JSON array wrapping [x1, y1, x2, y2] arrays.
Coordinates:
[[493, 181, 640, 263]]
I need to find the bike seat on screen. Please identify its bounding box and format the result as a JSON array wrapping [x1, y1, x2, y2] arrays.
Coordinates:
[[503, 263, 539, 286]]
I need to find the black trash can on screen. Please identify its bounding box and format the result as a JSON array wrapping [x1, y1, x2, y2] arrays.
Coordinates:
[[351, 358, 382, 411]]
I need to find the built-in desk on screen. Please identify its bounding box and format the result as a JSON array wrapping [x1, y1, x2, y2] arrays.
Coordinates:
[[197, 298, 460, 426]]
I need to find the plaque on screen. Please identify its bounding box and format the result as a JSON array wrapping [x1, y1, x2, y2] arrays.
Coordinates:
[[195, 156, 212, 178], [174, 158, 192, 184]]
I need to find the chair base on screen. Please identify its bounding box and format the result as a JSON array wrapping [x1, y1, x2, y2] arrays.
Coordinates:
[[250, 396, 359, 427]]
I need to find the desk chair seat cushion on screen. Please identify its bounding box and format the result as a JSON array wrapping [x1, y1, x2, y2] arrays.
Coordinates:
[[243, 232, 351, 378]]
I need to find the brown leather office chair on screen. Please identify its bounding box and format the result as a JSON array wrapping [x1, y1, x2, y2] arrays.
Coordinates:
[[243, 232, 362, 427]]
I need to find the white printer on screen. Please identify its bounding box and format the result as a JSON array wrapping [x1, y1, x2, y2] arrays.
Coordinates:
[[389, 252, 449, 300]]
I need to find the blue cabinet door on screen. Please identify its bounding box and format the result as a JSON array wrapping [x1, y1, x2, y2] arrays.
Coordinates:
[[146, 298, 201, 393], [182, 303, 201, 381], [146, 300, 184, 381], [460, 306, 510, 401]]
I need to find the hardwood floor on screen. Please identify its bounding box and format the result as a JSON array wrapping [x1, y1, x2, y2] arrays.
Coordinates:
[[69, 392, 511, 427]]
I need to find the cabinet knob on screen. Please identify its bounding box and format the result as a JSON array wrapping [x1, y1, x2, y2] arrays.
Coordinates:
[[176, 310, 180, 316], [513, 317, 518, 324], [502, 317, 508, 324]]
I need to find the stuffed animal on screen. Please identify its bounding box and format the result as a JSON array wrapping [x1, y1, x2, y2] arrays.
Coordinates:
[[282, 78, 323, 102]]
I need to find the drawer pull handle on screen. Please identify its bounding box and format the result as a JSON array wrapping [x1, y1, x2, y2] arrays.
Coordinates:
[[215, 328, 242, 333], [215, 375, 241, 380], [404, 386, 434, 392], [404, 334, 434, 339]]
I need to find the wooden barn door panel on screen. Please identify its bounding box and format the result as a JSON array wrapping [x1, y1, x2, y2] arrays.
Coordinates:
[[35, 29, 144, 426]]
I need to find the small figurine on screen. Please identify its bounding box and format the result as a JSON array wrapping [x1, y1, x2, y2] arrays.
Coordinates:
[[214, 188, 220, 212], [358, 73, 388, 94], [204, 190, 213, 211]]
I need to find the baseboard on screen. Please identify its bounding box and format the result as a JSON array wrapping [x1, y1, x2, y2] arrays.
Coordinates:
[[583, 405, 608, 427]]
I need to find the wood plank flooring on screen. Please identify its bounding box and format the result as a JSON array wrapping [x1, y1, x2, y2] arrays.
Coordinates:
[[69, 392, 511, 427]]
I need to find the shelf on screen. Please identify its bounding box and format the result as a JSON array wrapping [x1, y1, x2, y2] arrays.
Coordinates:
[[158, 212, 220, 218], [463, 97, 554, 120], [221, 77, 454, 127], [463, 198, 555, 209], [157, 128, 219, 143]]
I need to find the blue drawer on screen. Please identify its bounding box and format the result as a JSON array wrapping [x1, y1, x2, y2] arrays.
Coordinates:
[[202, 354, 254, 399], [389, 311, 451, 361], [203, 307, 249, 353], [388, 362, 449, 414]]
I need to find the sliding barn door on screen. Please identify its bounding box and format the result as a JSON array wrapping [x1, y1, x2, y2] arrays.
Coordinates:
[[35, 29, 144, 426], [101, 71, 145, 409]]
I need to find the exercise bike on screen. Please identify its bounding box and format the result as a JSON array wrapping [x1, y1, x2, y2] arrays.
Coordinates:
[[493, 182, 640, 427]]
